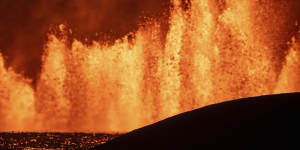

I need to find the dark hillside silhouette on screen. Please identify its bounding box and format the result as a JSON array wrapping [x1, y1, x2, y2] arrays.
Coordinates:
[[93, 93, 300, 150]]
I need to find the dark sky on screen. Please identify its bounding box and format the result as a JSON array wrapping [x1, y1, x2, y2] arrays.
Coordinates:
[[0, 0, 170, 85]]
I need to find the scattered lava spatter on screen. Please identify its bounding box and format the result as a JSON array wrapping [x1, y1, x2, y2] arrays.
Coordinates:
[[0, 0, 299, 133]]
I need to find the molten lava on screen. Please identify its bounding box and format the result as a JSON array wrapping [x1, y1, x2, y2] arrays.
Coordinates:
[[0, 0, 299, 133]]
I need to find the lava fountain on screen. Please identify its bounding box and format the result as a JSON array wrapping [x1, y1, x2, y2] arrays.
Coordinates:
[[0, 0, 299, 133]]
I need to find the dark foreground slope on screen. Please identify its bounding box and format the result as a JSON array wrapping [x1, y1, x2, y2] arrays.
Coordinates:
[[93, 93, 300, 150]]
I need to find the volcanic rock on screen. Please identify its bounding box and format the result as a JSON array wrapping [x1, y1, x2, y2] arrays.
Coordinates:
[[92, 93, 300, 149]]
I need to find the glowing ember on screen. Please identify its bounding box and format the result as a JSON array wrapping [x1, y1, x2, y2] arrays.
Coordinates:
[[0, 0, 299, 133]]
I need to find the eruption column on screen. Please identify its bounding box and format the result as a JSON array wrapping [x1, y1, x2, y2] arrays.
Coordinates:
[[0, 0, 300, 133], [159, 0, 184, 118]]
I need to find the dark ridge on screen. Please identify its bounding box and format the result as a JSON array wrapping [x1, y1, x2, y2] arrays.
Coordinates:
[[92, 93, 300, 150]]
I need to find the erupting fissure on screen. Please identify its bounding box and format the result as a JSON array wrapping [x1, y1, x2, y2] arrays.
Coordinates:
[[0, 0, 299, 133]]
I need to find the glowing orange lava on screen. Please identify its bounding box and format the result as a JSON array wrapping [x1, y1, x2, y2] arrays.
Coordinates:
[[0, 0, 299, 133]]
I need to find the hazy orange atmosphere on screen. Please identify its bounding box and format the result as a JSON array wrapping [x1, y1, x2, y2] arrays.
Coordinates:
[[0, 0, 300, 133]]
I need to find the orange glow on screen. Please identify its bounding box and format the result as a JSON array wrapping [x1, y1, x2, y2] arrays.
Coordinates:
[[275, 36, 300, 93], [0, 54, 35, 131], [0, 0, 299, 133]]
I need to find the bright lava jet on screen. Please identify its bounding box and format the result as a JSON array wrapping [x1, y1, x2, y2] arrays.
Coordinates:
[[0, 0, 300, 134]]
